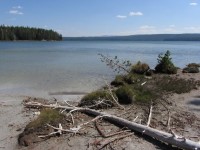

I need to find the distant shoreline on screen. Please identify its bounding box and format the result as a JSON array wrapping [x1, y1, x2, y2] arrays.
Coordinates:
[[63, 33, 200, 41]]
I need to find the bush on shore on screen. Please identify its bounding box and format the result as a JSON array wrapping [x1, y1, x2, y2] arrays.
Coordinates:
[[111, 75, 125, 86], [131, 61, 150, 75], [79, 90, 114, 108], [27, 109, 64, 128], [155, 50, 177, 74], [115, 85, 135, 104], [183, 63, 200, 73]]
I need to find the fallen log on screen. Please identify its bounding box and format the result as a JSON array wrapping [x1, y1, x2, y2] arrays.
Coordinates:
[[24, 102, 200, 150]]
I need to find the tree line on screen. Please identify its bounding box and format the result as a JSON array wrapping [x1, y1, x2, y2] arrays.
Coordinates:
[[0, 25, 62, 41]]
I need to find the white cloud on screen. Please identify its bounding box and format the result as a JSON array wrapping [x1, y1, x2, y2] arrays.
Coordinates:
[[184, 26, 200, 32], [137, 25, 156, 34], [116, 15, 127, 19], [12, 5, 22, 9], [9, 10, 24, 15], [164, 25, 177, 33], [129, 11, 143, 16], [190, 2, 198, 6], [9, 5, 23, 15], [139, 25, 155, 30]]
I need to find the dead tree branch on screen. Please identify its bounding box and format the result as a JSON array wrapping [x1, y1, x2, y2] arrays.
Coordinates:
[[95, 121, 130, 138], [147, 104, 153, 127], [105, 80, 125, 110], [99, 132, 134, 150], [24, 101, 200, 150]]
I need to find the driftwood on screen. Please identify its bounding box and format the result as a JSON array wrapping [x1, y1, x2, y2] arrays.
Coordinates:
[[24, 102, 200, 150]]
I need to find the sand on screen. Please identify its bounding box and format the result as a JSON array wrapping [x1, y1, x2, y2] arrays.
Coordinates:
[[0, 71, 200, 150]]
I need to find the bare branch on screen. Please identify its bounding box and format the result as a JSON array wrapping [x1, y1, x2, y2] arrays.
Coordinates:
[[98, 53, 131, 74], [105, 79, 125, 110], [24, 101, 200, 150], [99, 133, 134, 149], [147, 104, 153, 127]]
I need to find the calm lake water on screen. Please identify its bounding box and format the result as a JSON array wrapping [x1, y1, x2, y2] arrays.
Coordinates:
[[0, 41, 200, 97]]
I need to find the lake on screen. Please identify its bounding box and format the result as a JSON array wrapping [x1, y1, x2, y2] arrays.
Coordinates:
[[0, 41, 199, 98]]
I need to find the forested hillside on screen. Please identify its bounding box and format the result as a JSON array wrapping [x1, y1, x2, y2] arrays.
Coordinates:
[[64, 34, 200, 41], [0, 25, 62, 41]]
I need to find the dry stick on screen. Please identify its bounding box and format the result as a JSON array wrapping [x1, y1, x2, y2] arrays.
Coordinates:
[[133, 116, 139, 122], [95, 121, 130, 138], [24, 102, 200, 150], [85, 100, 110, 108], [69, 113, 75, 125], [105, 80, 125, 110], [39, 116, 103, 138], [38, 123, 75, 138], [147, 104, 153, 127], [167, 110, 171, 129], [99, 133, 134, 150], [64, 101, 76, 108], [70, 115, 104, 133]]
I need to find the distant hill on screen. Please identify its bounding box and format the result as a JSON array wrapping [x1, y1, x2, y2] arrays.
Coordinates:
[[64, 34, 200, 41]]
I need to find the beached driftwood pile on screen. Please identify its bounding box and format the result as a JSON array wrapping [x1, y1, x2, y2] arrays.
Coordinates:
[[23, 100, 200, 150]]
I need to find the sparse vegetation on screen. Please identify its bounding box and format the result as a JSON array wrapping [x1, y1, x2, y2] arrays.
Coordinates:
[[115, 85, 135, 104], [134, 86, 157, 103], [27, 109, 65, 128], [111, 75, 125, 86], [79, 90, 114, 108], [187, 63, 200, 68], [183, 63, 200, 73], [99, 54, 131, 73], [155, 76, 198, 94], [131, 61, 150, 75]]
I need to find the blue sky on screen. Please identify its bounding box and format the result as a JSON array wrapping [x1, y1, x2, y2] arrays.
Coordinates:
[[0, 0, 200, 36]]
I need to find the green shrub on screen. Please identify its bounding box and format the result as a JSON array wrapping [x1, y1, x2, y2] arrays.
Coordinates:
[[124, 73, 144, 84], [134, 88, 155, 103], [183, 67, 199, 73], [131, 61, 150, 74], [27, 109, 64, 128], [156, 76, 198, 94], [79, 90, 114, 108], [115, 85, 135, 104], [111, 75, 125, 86], [155, 50, 177, 74], [187, 63, 200, 68]]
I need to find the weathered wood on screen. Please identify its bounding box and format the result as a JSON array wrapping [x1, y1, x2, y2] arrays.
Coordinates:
[[24, 102, 200, 150]]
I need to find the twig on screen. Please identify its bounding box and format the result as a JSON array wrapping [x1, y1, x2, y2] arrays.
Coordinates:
[[70, 113, 75, 125], [64, 101, 76, 108], [95, 121, 130, 138], [147, 104, 153, 127], [99, 133, 134, 149], [38, 123, 76, 138], [141, 81, 147, 86], [133, 116, 138, 122], [105, 80, 125, 110], [167, 110, 171, 129], [86, 100, 110, 108], [70, 115, 104, 134]]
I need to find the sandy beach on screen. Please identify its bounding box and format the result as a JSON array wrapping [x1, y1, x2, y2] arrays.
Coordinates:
[[0, 71, 200, 150], [0, 94, 83, 150]]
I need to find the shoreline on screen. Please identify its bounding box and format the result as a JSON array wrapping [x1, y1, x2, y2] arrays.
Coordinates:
[[0, 71, 200, 149], [0, 93, 85, 150]]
